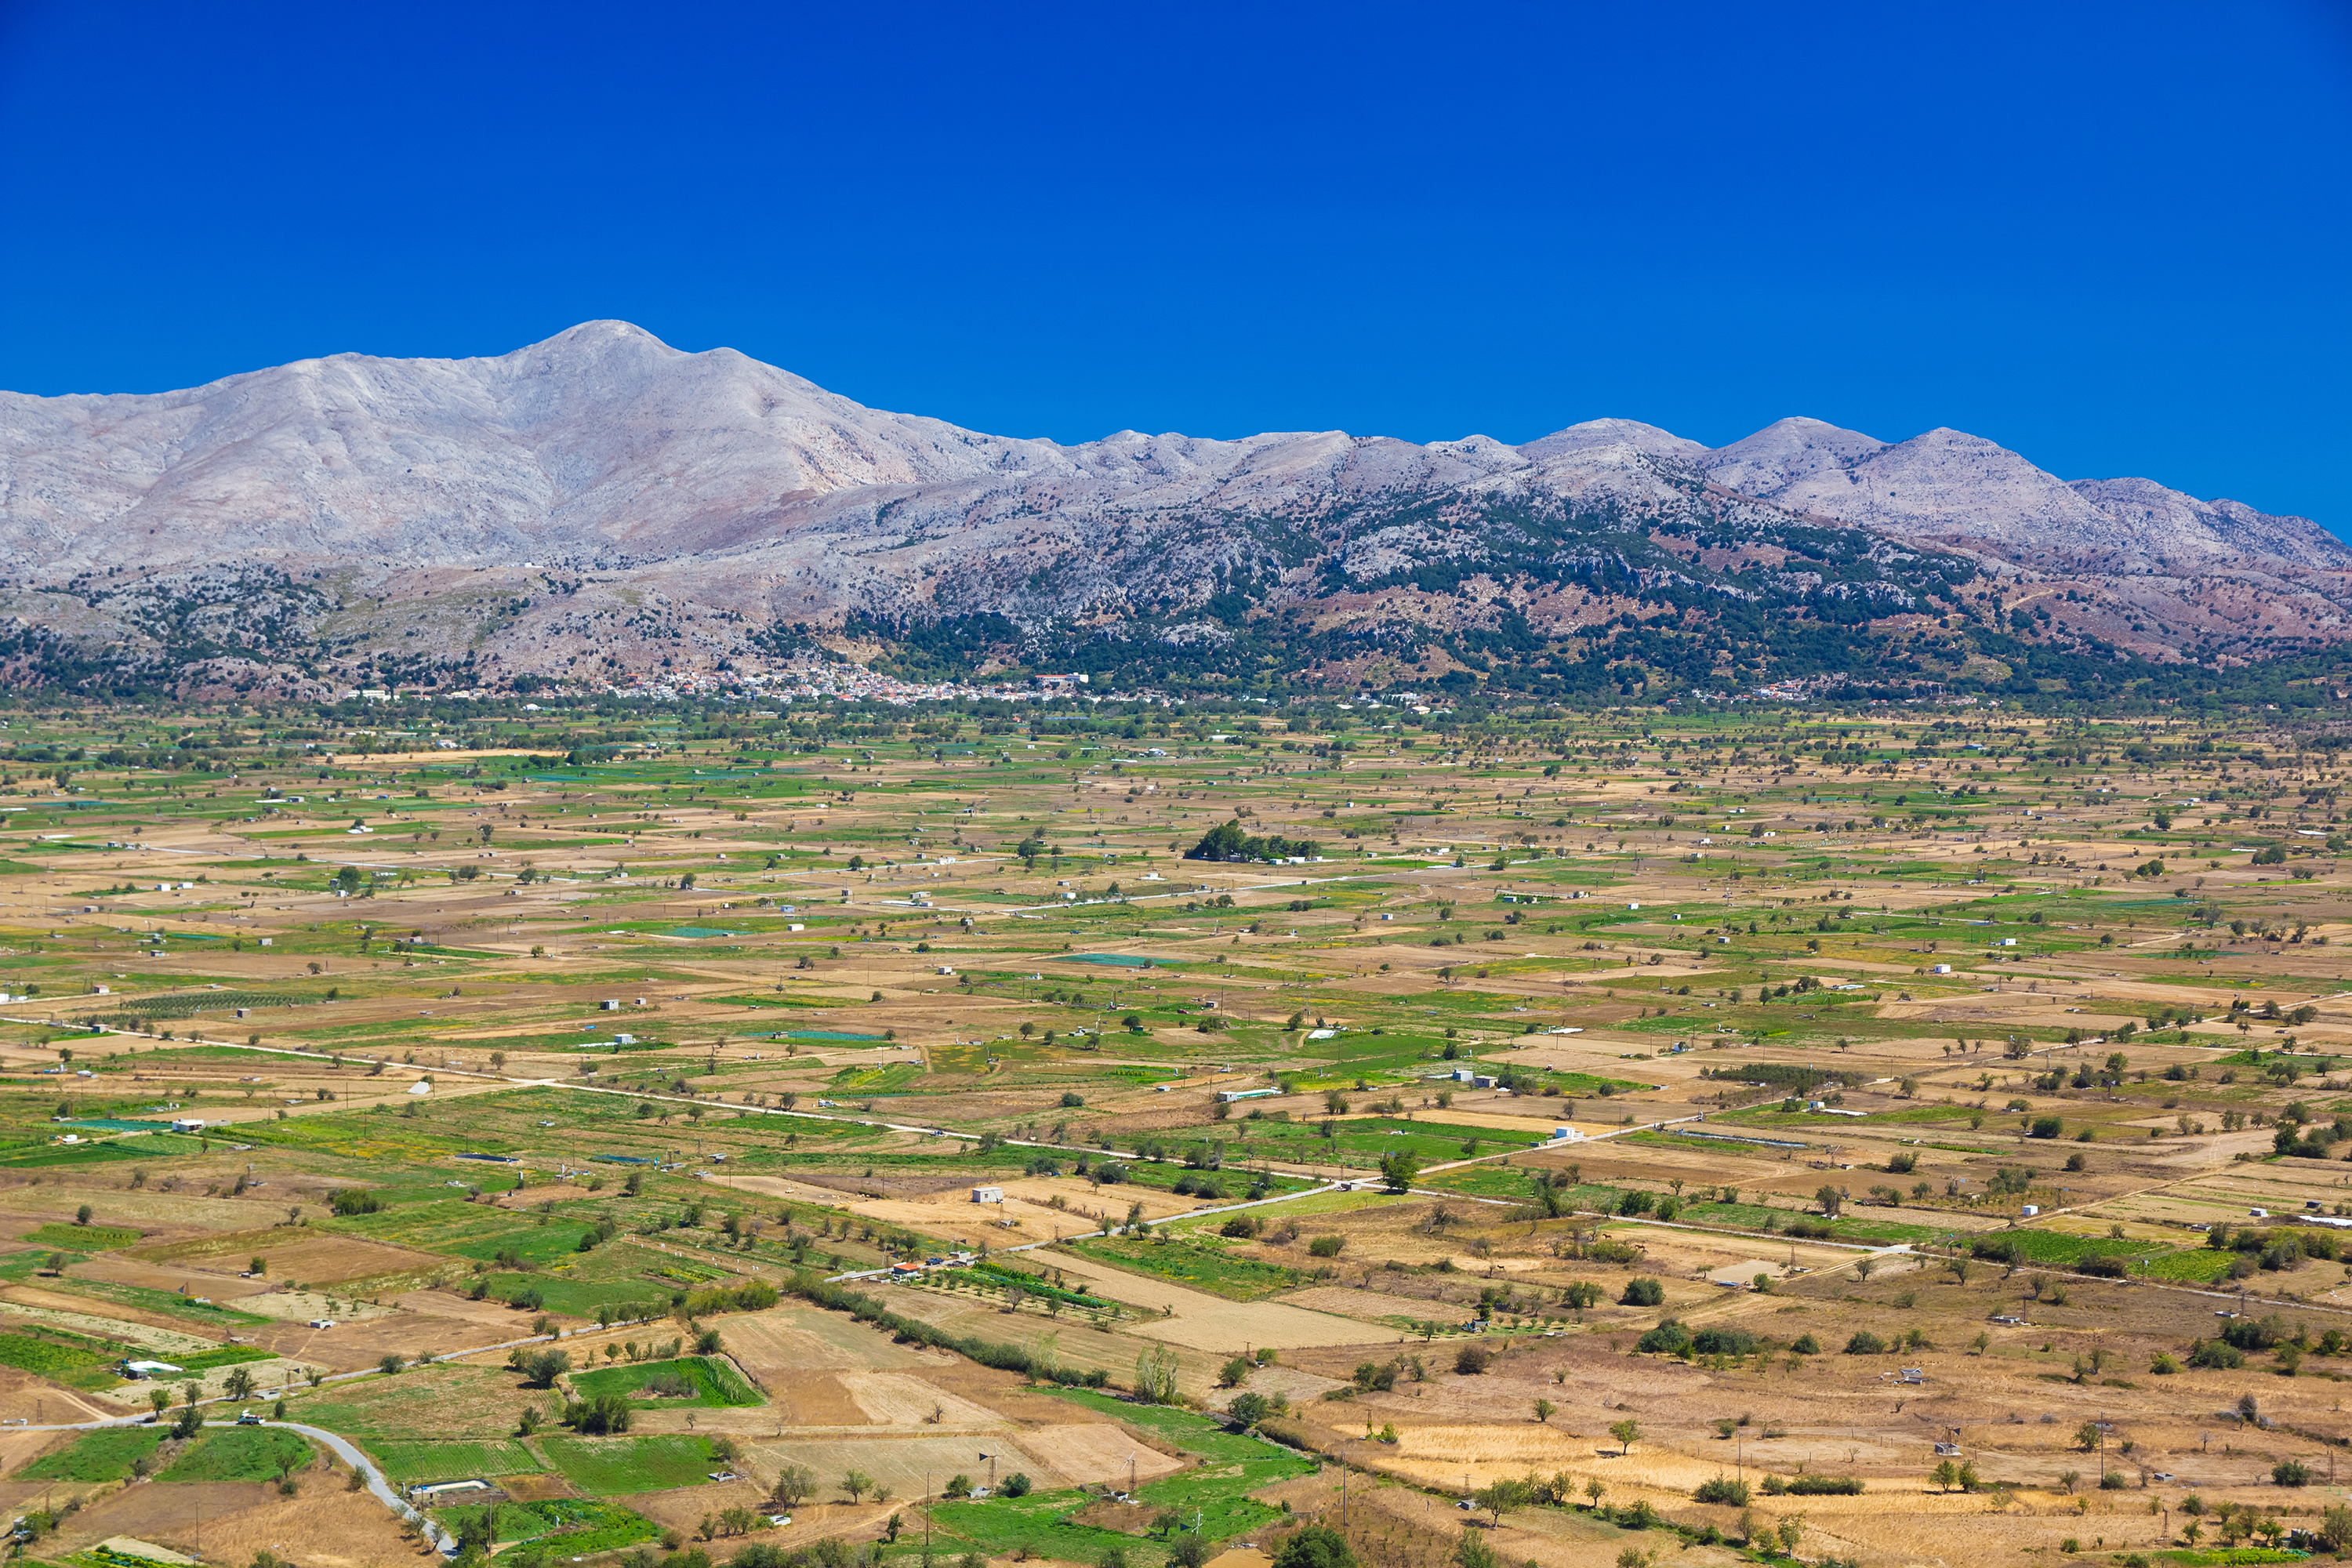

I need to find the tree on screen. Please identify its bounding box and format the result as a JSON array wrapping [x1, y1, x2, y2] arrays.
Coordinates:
[[842, 1470, 873, 1503], [1610, 1418, 1642, 1455], [1473, 1478, 1532, 1526], [772, 1465, 817, 1508], [2073, 1421, 2103, 1453], [521, 1348, 572, 1388], [1534, 1398, 1555, 1425], [1272, 1524, 1356, 1568], [74, 1204, 93, 1225], [1584, 1479, 1606, 1510], [1775, 1516, 1806, 1557], [1379, 1150, 1422, 1193], [223, 1367, 256, 1403], [1135, 1345, 1182, 1405], [1229, 1392, 1272, 1428], [1454, 1530, 1498, 1568], [1168, 1535, 1211, 1568], [1218, 1356, 1252, 1388], [1930, 1459, 1958, 1492], [2316, 1504, 2352, 1554], [1814, 1185, 1842, 1218]]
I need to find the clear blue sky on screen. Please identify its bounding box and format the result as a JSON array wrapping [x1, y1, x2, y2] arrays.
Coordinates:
[[4, 1, 2347, 528]]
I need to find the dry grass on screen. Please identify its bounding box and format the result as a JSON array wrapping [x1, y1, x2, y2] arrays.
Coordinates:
[[1014, 1424, 1185, 1490], [723, 1305, 946, 1381], [66, 1483, 423, 1568], [133, 1232, 441, 1290], [839, 1371, 1004, 1428], [1044, 1249, 1401, 1352]]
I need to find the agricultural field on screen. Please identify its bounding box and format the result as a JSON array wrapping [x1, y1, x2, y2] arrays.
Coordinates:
[[0, 695, 2338, 1566]]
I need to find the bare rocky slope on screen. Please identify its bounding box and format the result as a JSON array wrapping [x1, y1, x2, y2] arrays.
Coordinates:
[[0, 321, 2342, 699]]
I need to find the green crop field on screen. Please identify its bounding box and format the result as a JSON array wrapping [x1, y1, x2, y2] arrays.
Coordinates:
[[1058, 1236, 1312, 1301], [21, 1225, 143, 1250], [361, 1439, 547, 1484], [0, 1332, 111, 1376], [565, 1355, 763, 1408], [538, 1435, 728, 1494], [15, 1428, 165, 1482], [434, 1497, 661, 1554], [156, 1426, 314, 1483]]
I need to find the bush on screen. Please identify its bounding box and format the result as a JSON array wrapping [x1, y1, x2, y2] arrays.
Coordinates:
[[2276, 1459, 2313, 1486], [1620, 1277, 1664, 1306], [1635, 1321, 1692, 1356], [1307, 1236, 1345, 1258], [564, 1392, 632, 1435], [2187, 1339, 2245, 1370], [1843, 1331, 1886, 1356], [1693, 1477, 1749, 1505], [1784, 1475, 1864, 1495], [1453, 1345, 1491, 1376], [681, 1280, 780, 1317], [1002, 1473, 1032, 1497], [1789, 1334, 1820, 1356], [2221, 1315, 2289, 1352], [2028, 1116, 2063, 1139], [1272, 1527, 1354, 1568], [1691, 1327, 1757, 1357]]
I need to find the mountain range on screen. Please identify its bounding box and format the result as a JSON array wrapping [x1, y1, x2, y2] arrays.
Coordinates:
[[1, 320, 2344, 703]]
